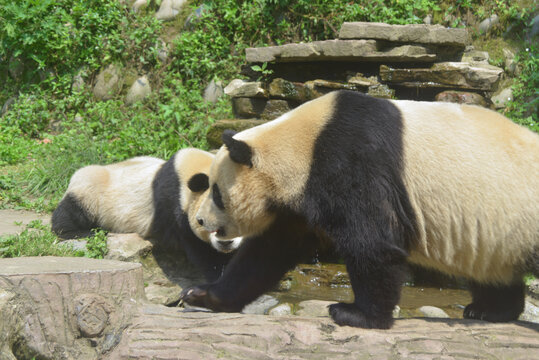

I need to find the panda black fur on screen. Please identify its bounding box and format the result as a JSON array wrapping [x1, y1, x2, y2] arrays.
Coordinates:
[[51, 148, 240, 281], [181, 90, 539, 328]]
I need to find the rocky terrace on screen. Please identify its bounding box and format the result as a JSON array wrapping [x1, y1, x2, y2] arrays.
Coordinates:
[[207, 22, 506, 148]]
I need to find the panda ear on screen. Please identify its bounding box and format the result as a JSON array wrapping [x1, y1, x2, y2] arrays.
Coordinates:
[[187, 173, 209, 193], [222, 129, 253, 167]]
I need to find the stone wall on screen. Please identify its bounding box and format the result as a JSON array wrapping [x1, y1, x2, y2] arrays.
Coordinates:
[[208, 22, 506, 148]]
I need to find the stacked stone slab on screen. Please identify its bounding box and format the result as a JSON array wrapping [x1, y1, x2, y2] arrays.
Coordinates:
[[208, 22, 504, 148]]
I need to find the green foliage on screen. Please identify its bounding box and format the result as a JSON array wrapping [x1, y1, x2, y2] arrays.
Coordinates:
[[86, 229, 108, 259], [0, 0, 162, 82], [507, 45, 539, 132]]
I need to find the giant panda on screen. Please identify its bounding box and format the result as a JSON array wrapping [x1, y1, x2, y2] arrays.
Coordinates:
[[180, 90, 539, 329], [51, 148, 242, 281]]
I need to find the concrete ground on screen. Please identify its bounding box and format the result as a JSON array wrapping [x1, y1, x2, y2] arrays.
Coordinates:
[[0, 209, 51, 236]]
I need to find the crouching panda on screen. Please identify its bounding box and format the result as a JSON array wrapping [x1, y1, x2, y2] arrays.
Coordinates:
[[180, 90, 539, 329], [51, 148, 242, 281]]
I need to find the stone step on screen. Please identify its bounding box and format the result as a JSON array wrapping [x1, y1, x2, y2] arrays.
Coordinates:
[[246, 39, 438, 63], [379, 62, 503, 91], [339, 22, 470, 47]]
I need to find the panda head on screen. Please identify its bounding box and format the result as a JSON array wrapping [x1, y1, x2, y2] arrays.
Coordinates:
[[177, 148, 245, 252], [195, 130, 277, 240]]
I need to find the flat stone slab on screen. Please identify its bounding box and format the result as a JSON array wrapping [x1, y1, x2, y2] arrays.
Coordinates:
[[0, 209, 50, 236], [380, 62, 503, 90], [246, 39, 437, 63], [108, 304, 539, 359], [339, 22, 470, 47]]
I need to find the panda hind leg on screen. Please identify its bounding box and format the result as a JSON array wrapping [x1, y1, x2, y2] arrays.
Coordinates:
[[51, 193, 96, 239], [464, 280, 525, 322]]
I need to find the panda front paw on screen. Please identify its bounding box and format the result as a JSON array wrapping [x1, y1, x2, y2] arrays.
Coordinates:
[[179, 285, 214, 310], [328, 302, 394, 329]]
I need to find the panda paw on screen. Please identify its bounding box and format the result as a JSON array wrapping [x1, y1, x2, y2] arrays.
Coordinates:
[[463, 303, 520, 322], [179, 285, 213, 310], [328, 302, 394, 329]]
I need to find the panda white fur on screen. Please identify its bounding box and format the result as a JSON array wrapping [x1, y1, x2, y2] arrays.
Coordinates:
[[180, 90, 539, 328], [51, 148, 242, 280]]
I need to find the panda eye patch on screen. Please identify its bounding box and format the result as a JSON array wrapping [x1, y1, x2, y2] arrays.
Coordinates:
[[212, 184, 225, 210]]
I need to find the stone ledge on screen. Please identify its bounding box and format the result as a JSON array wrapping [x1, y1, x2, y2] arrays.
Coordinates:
[[380, 62, 503, 91], [107, 305, 539, 359], [339, 22, 470, 47], [246, 39, 437, 63]]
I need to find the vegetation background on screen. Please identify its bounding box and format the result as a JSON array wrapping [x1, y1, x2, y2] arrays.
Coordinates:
[[0, 0, 537, 258]]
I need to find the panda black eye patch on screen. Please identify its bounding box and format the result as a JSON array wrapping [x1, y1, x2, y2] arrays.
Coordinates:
[[212, 184, 225, 210]]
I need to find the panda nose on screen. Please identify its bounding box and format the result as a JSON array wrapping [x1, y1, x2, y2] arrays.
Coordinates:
[[197, 217, 204, 226], [218, 240, 233, 246]]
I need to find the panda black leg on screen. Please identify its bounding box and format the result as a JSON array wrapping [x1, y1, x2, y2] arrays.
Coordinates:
[[464, 280, 525, 322], [51, 194, 96, 239], [329, 251, 407, 329]]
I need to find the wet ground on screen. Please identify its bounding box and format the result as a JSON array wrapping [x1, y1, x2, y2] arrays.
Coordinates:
[[271, 263, 472, 318]]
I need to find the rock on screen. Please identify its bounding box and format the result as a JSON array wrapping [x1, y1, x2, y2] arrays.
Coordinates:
[[144, 282, 182, 306], [435, 90, 488, 107], [207, 119, 266, 148], [418, 306, 450, 318], [304, 79, 358, 99], [529, 14, 539, 40], [224, 79, 267, 98], [242, 294, 279, 315], [105, 233, 153, 262], [519, 299, 539, 324], [461, 49, 489, 63], [0, 257, 144, 359], [491, 87, 513, 109], [157, 39, 169, 63], [261, 99, 294, 120], [379, 62, 503, 91], [268, 303, 293, 316], [125, 75, 151, 105], [423, 14, 432, 25], [132, 0, 147, 12], [109, 306, 539, 359], [72, 70, 86, 92], [339, 22, 469, 47], [184, 4, 208, 30], [1, 96, 16, 117], [62, 239, 88, 252], [478, 14, 500, 34], [93, 64, 123, 101], [232, 97, 267, 118], [268, 78, 310, 101], [203, 79, 224, 103], [503, 48, 517, 76], [296, 300, 333, 317], [347, 73, 379, 88], [367, 84, 395, 99], [393, 305, 401, 318], [528, 279, 539, 299], [155, 0, 187, 21], [246, 40, 437, 63]]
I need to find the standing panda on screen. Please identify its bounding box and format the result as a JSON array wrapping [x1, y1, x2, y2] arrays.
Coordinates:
[[181, 90, 539, 329], [51, 148, 242, 281]]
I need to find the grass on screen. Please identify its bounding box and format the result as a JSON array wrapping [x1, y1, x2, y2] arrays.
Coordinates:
[[0, 220, 107, 259]]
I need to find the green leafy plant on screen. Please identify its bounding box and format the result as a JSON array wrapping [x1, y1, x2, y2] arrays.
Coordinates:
[[251, 62, 274, 81], [86, 229, 108, 259]]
